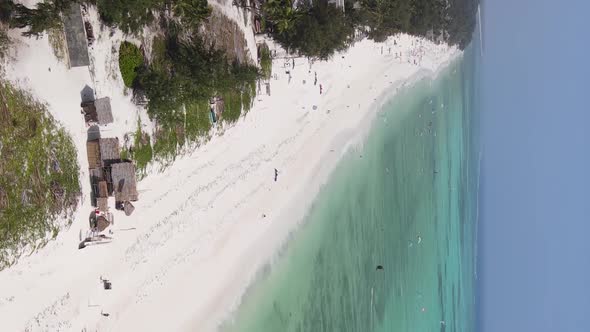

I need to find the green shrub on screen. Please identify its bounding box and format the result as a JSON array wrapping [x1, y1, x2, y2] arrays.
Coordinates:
[[118, 41, 143, 87], [259, 43, 272, 79], [129, 120, 153, 176]]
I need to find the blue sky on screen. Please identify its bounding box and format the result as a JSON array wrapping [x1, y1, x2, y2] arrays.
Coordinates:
[[478, 0, 590, 331]]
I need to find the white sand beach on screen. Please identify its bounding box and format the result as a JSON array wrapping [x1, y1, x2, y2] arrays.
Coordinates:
[[0, 4, 458, 331]]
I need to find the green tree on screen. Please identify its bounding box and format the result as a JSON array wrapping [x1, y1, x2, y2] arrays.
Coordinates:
[[173, 0, 212, 27], [0, 1, 14, 24], [9, 0, 73, 37], [263, 0, 302, 34], [267, 0, 354, 59], [118, 41, 144, 87], [136, 33, 259, 125], [92, 0, 163, 33]]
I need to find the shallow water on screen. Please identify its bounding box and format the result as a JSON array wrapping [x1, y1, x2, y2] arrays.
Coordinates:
[[220, 39, 480, 332]]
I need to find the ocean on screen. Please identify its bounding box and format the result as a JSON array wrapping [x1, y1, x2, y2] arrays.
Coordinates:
[[221, 37, 480, 332]]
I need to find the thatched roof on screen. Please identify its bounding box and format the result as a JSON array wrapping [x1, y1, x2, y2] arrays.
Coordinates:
[[98, 181, 108, 198], [87, 140, 101, 169], [87, 138, 121, 169], [96, 216, 110, 232], [124, 201, 135, 216], [63, 3, 89, 67], [111, 162, 138, 202], [99, 137, 120, 166], [81, 97, 113, 125], [97, 197, 108, 212], [89, 168, 104, 186], [94, 97, 113, 125]]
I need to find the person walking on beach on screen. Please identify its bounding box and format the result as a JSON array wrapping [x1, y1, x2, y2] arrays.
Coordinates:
[[274, 168, 279, 182], [314, 72, 317, 86], [320, 84, 323, 94]]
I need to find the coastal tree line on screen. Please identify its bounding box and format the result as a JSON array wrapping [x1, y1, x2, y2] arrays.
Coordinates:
[[1, 0, 479, 56], [260, 0, 479, 59]]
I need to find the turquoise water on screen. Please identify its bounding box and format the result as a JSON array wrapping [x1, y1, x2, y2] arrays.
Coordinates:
[[221, 42, 480, 332]]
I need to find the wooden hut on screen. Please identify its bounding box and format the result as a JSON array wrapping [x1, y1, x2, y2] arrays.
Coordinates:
[[89, 167, 104, 207], [63, 3, 90, 67], [98, 137, 120, 166], [110, 162, 138, 202], [97, 197, 109, 212], [96, 180, 109, 212], [124, 201, 135, 216], [96, 216, 110, 232], [87, 137, 120, 168], [86, 140, 101, 169], [81, 97, 113, 125]]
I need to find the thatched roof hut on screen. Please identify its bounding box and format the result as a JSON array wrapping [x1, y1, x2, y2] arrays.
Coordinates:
[[63, 3, 90, 67], [95, 97, 113, 124], [89, 167, 104, 205], [98, 181, 108, 198], [87, 140, 101, 168], [96, 216, 110, 232], [98, 137, 120, 166], [111, 162, 138, 202], [124, 201, 135, 216], [87, 137, 120, 168], [81, 97, 113, 125], [97, 197, 109, 212]]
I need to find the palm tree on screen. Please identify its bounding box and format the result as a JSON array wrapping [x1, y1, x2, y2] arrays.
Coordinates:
[[173, 0, 212, 27], [263, 0, 302, 34]]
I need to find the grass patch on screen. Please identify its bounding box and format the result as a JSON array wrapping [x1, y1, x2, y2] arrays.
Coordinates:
[[259, 42, 272, 79], [124, 99, 213, 173], [47, 22, 66, 63], [119, 41, 143, 88], [0, 81, 80, 269], [184, 99, 212, 141], [122, 119, 153, 178]]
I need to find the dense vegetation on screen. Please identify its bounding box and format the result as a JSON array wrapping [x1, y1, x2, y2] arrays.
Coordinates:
[[0, 81, 81, 269], [129, 31, 258, 167], [262, 0, 479, 59], [89, 0, 211, 34], [348, 0, 478, 48], [118, 41, 143, 87], [0, 0, 74, 37], [263, 0, 354, 59], [258, 42, 272, 79]]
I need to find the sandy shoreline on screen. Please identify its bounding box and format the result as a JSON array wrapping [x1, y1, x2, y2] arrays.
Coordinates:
[[0, 9, 458, 330]]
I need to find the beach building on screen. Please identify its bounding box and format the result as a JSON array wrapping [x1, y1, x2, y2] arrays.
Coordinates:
[[111, 162, 139, 203], [86, 137, 120, 168], [98, 137, 121, 167], [95, 215, 110, 232], [88, 167, 104, 207], [86, 137, 138, 211], [63, 3, 90, 67], [81, 97, 114, 125]]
